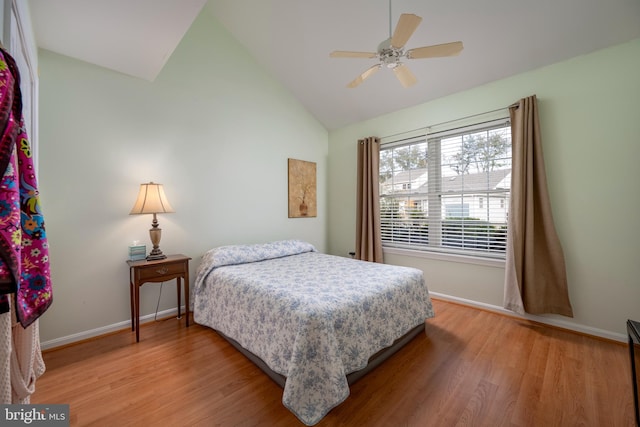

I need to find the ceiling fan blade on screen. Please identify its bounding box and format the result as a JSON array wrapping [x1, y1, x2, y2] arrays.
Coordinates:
[[391, 14, 422, 49], [393, 64, 417, 88], [330, 51, 378, 59], [347, 64, 382, 88], [406, 41, 464, 59]]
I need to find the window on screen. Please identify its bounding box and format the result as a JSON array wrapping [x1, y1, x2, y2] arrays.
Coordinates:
[[379, 118, 511, 258]]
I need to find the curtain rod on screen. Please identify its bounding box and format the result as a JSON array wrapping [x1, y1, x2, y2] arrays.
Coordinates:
[[381, 106, 510, 141]]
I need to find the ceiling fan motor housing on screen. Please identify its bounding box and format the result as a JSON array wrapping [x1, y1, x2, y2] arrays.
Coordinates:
[[378, 38, 403, 68]]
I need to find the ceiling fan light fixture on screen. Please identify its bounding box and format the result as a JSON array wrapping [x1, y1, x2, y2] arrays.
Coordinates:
[[380, 46, 403, 67]]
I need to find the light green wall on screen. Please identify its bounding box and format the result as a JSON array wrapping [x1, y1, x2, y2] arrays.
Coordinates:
[[34, 5, 639, 344], [328, 39, 640, 337], [37, 11, 327, 344]]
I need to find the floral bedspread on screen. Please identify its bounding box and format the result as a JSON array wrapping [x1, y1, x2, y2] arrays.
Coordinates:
[[194, 240, 434, 425]]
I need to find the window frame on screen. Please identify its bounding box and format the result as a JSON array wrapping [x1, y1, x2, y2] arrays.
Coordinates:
[[379, 116, 511, 263]]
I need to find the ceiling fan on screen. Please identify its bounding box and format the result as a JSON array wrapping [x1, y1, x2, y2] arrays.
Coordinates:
[[329, 5, 463, 88]]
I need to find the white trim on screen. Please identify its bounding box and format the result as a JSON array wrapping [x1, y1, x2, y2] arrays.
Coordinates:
[[9, 0, 37, 65], [41, 295, 627, 349], [4, 0, 39, 174], [40, 306, 186, 350], [429, 292, 627, 343], [384, 246, 505, 268]]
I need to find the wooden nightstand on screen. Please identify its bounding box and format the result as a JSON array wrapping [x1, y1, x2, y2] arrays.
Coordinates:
[[127, 254, 191, 342]]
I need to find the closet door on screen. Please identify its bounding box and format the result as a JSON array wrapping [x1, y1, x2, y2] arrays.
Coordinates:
[[3, 0, 38, 174]]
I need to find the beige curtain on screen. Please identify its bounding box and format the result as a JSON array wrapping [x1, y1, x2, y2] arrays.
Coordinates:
[[504, 95, 573, 317], [356, 136, 383, 263]]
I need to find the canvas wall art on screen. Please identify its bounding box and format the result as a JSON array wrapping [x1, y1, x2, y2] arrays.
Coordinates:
[[288, 158, 317, 218]]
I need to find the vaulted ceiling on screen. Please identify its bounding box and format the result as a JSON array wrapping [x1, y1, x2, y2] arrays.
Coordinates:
[[28, 0, 640, 130]]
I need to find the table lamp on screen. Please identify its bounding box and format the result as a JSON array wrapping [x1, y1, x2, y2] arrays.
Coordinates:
[[129, 182, 174, 260]]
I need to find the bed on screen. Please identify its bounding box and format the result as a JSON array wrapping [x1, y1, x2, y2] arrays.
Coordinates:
[[193, 240, 434, 425]]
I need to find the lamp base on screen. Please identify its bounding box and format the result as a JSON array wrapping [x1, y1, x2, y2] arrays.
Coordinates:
[[146, 253, 167, 261], [147, 220, 166, 260], [146, 246, 167, 260]]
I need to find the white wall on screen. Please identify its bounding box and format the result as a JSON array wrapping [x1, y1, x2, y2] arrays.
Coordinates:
[[328, 39, 640, 339], [37, 10, 327, 345]]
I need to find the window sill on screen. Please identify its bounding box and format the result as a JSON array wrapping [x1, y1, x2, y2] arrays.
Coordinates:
[[382, 246, 505, 268]]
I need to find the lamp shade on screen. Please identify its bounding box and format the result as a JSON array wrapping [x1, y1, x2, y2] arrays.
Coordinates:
[[129, 182, 175, 215]]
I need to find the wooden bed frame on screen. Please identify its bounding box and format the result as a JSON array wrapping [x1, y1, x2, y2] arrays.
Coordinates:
[[216, 322, 426, 388]]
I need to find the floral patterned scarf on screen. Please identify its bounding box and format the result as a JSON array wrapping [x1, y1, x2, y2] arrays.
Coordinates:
[[0, 47, 52, 328]]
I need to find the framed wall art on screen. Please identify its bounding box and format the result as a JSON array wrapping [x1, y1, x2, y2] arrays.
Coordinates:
[[288, 158, 317, 218]]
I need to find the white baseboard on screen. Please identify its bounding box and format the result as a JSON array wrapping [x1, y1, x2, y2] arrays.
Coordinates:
[[429, 292, 627, 343], [40, 307, 184, 350], [41, 295, 628, 350]]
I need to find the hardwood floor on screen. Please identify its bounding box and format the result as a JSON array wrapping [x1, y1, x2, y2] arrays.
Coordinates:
[[32, 299, 636, 426]]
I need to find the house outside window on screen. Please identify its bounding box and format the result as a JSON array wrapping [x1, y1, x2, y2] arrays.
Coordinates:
[[379, 118, 511, 258]]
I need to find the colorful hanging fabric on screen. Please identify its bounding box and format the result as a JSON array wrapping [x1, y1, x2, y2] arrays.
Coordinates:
[[0, 47, 52, 328]]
